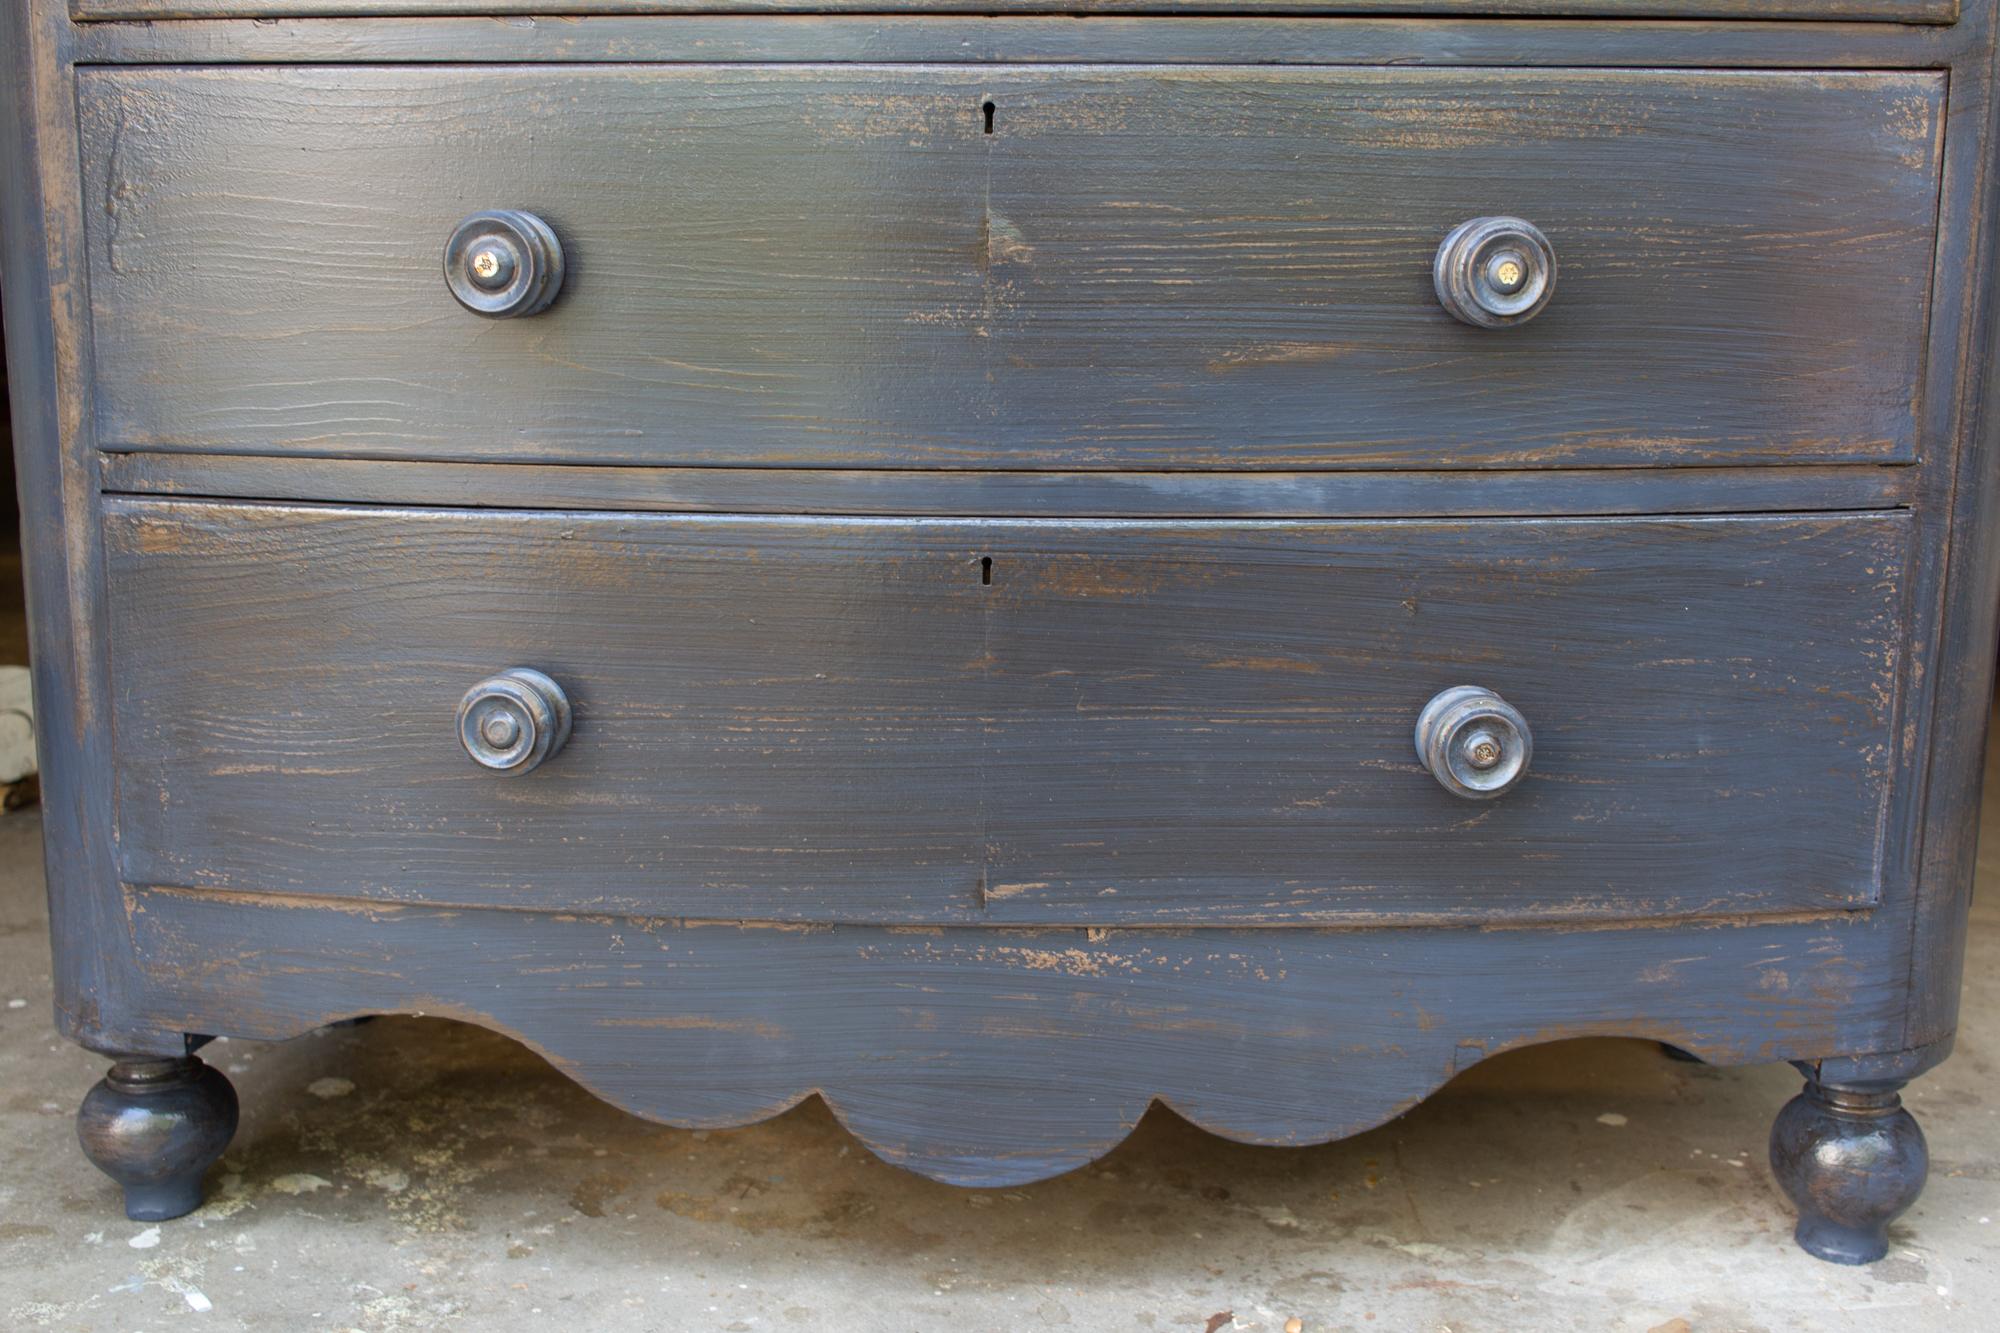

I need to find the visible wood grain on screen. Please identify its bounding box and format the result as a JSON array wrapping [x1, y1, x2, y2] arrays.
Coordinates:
[[107, 500, 1912, 925], [1902, 0, 2000, 1046], [122, 887, 1919, 1186], [66, 14, 1976, 69], [1, 0, 182, 1055], [79, 65, 1944, 470], [8, 0, 1996, 1209], [64, 0, 1965, 24], [96, 452, 1924, 518]]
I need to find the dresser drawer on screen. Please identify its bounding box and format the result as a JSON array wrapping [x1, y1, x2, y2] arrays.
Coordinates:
[[107, 500, 1909, 926], [82, 65, 1942, 471], [67, 1, 1961, 26]]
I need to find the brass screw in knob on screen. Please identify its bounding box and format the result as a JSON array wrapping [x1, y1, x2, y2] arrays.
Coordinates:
[[1486, 254, 1526, 294], [1464, 730, 1503, 770], [468, 246, 514, 290], [1415, 686, 1533, 799]]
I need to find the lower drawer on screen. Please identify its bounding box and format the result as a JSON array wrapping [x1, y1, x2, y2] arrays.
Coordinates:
[[105, 500, 1910, 925]]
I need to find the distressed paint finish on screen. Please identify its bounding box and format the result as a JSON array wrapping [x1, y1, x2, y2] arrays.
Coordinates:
[[63, 0, 1967, 23], [107, 501, 1910, 925], [97, 452, 1925, 519], [119, 888, 1917, 1187], [1, 0, 169, 1058], [4, 0, 1998, 1237], [61, 14, 1984, 69], [78, 65, 1943, 470]]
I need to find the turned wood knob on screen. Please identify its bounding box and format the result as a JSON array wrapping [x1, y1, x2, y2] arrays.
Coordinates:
[[77, 1057, 238, 1222], [1415, 685, 1533, 799], [1770, 1078, 1928, 1265], [443, 210, 565, 318], [458, 668, 572, 774], [1433, 216, 1556, 328]]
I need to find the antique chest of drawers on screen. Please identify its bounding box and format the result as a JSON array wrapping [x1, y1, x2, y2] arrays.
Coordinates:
[[5, 0, 1998, 1266]]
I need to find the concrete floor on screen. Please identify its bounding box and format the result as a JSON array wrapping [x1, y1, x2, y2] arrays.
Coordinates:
[[1, 766, 1996, 1330]]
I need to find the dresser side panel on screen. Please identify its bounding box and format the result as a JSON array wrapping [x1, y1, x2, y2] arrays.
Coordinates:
[[1903, 0, 2000, 1047], [0, 0, 177, 1054]]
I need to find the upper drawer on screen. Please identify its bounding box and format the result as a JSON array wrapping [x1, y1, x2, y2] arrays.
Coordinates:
[[68, 2, 1962, 25], [80, 65, 1945, 471]]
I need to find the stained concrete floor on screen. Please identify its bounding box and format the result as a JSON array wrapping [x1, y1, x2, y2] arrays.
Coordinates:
[[1, 768, 1997, 1331]]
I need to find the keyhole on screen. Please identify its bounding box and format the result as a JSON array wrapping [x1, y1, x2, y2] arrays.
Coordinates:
[[982, 101, 996, 134], [980, 556, 993, 586]]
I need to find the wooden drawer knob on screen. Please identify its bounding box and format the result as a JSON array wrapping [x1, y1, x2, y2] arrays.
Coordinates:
[[443, 210, 565, 318], [457, 668, 572, 773], [1433, 217, 1556, 329], [1416, 685, 1532, 799]]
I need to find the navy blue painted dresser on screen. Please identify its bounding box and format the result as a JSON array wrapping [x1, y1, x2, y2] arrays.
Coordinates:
[[4, 0, 1998, 1265]]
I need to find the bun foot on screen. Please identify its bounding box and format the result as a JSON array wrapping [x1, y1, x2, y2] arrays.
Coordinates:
[[77, 1055, 239, 1222], [1769, 1077, 1927, 1264]]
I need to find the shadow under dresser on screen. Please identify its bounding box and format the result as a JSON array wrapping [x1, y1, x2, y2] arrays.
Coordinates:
[[4, 0, 1998, 1265]]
